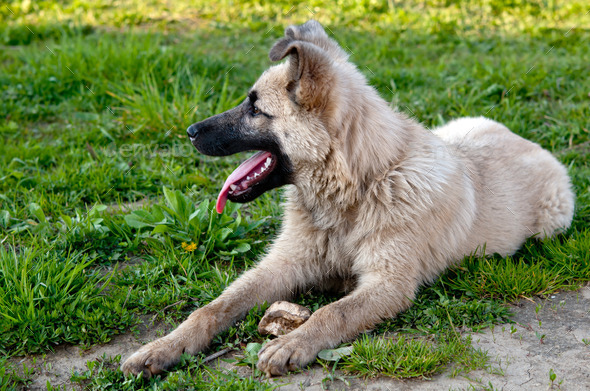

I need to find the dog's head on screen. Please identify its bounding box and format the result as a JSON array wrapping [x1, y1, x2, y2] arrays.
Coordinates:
[[188, 20, 359, 213]]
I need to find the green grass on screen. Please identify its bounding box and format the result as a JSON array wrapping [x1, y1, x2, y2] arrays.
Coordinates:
[[0, 0, 589, 389], [0, 244, 136, 355], [67, 354, 274, 391], [336, 334, 490, 379]]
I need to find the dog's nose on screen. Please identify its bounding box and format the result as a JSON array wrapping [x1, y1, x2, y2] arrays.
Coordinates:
[[187, 124, 199, 138]]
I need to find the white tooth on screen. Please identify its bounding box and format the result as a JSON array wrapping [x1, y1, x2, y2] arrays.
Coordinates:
[[266, 157, 271, 164], [247, 176, 251, 180], [254, 173, 259, 178], [230, 184, 237, 191]]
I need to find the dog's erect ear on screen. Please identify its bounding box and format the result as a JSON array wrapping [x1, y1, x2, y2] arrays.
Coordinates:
[[269, 39, 333, 110], [268, 37, 297, 64]]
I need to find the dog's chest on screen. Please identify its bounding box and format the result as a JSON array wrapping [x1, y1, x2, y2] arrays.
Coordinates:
[[286, 195, 360, 274], [316, 224, 361, 278]]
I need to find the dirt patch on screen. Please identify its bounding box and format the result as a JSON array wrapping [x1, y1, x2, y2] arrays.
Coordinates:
[[12, 316, 172, 390], [463, 285, 590, 390], [12, 285, 590, 390], [217, 284, 590, 390]]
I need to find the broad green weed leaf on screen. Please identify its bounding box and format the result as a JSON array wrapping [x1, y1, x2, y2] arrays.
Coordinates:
[[89, 204, 107, 216], [162, 186, 182, 217], [8, 170, 24, 179], [188, 202, 209, 226], [151, 205, 166, 221], [90, 218, 104, 226], [124, 211, 155, 229], [234, 243, 251, 253], [217, 228, 232, 242], [29, 203, 46, 223], [237, 342, 263, 366], [246, 342, 262, 355], [151, 225, 171, 234]]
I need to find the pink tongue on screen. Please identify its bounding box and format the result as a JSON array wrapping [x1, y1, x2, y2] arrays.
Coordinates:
[[216, 151, 272, 214]]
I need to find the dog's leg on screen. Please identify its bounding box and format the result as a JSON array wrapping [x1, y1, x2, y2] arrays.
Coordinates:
[[257, 260, 419, 376], [121, 236, 320, 377]]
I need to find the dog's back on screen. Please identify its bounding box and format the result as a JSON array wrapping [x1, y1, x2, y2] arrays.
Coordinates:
[[434, 116, 574, 256]]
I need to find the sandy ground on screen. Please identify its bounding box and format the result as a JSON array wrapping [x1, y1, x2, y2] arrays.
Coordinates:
[[13, 284, 590, 390], [262, 284, 590, 391], [11, 315, 169, 390]]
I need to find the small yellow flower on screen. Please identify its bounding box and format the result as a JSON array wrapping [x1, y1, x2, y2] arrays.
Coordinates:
[[181, 242, 197, 252]]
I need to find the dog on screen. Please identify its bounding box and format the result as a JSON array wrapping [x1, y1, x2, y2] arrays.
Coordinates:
[[122, 20, 574, 377]]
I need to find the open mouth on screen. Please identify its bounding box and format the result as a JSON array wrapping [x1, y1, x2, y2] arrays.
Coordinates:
[[216, 151, 278, 213]]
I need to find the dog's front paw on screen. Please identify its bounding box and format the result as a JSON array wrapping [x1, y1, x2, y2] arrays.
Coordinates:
[[121, 337, 184, 378], [257, 335, 319, 377]]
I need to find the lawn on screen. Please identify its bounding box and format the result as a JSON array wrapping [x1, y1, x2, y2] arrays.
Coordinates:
[[0, 0, 589, 389]]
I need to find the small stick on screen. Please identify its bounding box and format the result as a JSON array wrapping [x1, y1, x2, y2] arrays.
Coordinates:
[[160, 300, 185, 313], [203, 347, 232, 363]]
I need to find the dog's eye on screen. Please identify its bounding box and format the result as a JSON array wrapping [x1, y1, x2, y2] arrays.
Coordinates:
[[252, 106, 261, 116]]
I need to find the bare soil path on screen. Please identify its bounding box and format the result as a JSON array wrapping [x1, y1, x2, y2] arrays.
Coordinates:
[[15, 285, 590, 390]]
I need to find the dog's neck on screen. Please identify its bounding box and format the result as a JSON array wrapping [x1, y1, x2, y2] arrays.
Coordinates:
[[286, 65, 442, 228], [289, 101, 426, 229]]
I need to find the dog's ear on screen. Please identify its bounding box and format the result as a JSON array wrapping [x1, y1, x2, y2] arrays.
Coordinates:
[[268, 37, 296, 63], [283, 20, 348, 61], [284, 20, 328, 41], [269, 39, 333, 110]]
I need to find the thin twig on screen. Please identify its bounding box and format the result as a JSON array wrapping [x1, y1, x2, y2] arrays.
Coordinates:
[[203, 347, 232, 363], [159, 300, 186, 313]]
